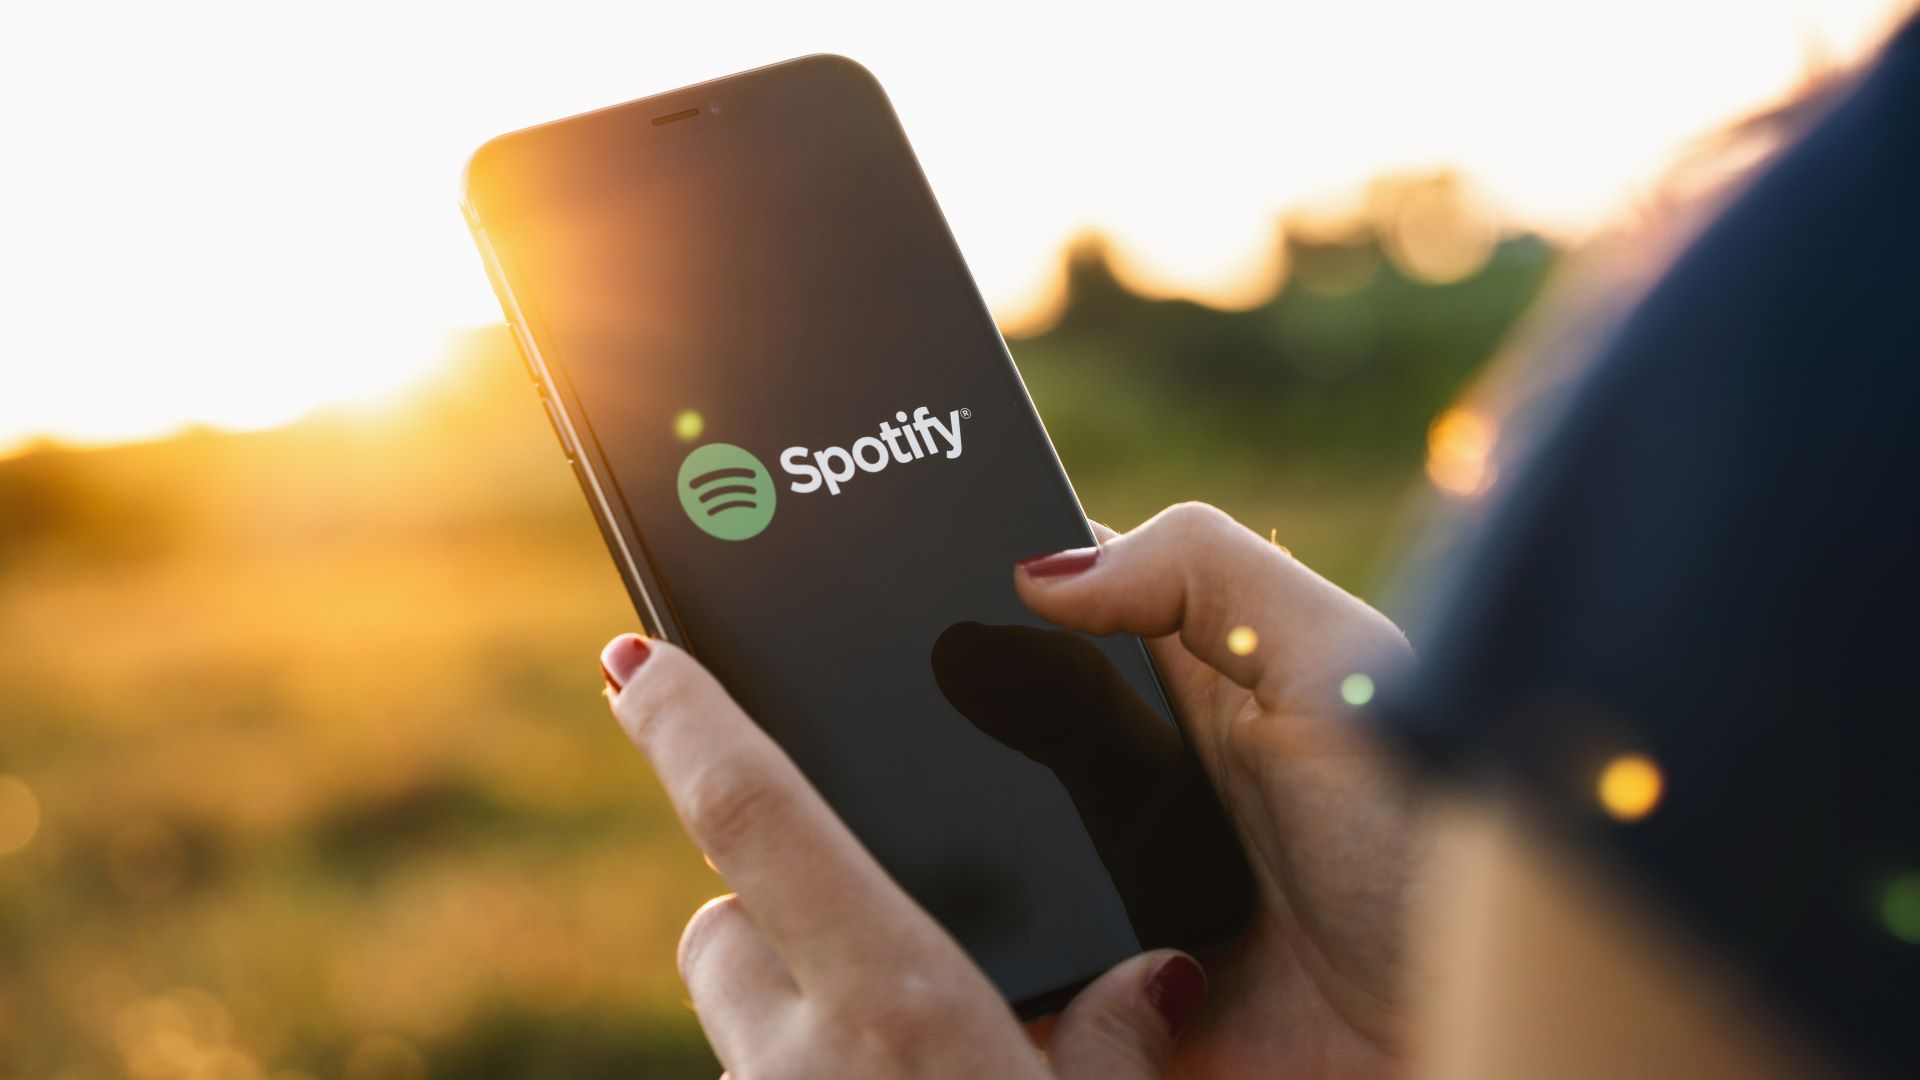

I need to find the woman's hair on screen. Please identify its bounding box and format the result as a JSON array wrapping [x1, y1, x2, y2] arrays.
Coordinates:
[[1386, 12, 1920, 1073]]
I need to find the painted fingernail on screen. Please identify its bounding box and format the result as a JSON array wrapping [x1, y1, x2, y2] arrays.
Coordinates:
[[600, 634, 652, 692], [1145, 954, 1207, 1037], [1017, 546, 1099, 579]]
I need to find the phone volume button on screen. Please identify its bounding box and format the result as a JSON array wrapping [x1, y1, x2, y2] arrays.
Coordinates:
[[539, 395, 578, 460]]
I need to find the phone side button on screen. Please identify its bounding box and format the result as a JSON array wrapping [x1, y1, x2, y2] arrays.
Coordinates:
[[509, 324, 543, 383], [539, 395, 579, 461]]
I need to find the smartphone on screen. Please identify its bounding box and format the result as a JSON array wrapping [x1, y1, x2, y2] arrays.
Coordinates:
[[463, 54, 1253, 1016]]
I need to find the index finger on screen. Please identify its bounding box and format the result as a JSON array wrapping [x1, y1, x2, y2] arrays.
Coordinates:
[[604, 636, 948, 986], [1017, 502, 1408, 714]]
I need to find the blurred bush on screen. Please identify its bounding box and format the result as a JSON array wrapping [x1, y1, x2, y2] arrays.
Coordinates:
[[0, 174, 1555, 1079]]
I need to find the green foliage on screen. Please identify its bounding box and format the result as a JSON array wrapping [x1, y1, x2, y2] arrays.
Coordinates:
[[1016, 226, 1553, 480]]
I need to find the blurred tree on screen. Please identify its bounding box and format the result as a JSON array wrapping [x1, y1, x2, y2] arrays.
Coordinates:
[[1013, 174, 1556, 480]]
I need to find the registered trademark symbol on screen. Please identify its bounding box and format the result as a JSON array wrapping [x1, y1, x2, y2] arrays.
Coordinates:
[[960, 408, 972, 419]]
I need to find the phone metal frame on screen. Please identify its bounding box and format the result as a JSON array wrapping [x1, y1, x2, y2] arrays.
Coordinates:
[[460, 54, 1238, 1019], [464, 214, 676, 641]]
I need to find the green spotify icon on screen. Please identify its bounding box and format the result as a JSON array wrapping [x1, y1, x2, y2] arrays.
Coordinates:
[[678, 443, 777, 540]]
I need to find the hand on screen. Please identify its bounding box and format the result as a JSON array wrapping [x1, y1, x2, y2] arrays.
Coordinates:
[[1016, 503, 1420, 1078], [600, 633, 1215, 1080], [600, 499, 1419, 1079]]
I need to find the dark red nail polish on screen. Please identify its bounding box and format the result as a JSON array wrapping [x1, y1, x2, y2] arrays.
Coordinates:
[[1145, 954, 1207, 1037], [600, 634, 652, 692], [1017, 546, 1099, 579]]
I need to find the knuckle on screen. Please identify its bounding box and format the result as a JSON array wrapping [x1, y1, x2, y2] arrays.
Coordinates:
[[683, 757, 791, 858], [824, 975, 962, 1064], [1168, 502, 1266, 569], [1159, 500, 1235, 545]]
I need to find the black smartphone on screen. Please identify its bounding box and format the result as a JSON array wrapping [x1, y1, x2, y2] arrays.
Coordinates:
[[463, 54, 1253, 1016]]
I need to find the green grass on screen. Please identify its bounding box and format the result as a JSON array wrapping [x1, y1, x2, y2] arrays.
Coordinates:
[[0, 223, 1533, 1074]]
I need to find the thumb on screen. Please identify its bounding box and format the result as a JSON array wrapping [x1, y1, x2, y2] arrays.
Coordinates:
[[1047, 951, 1207, 1080]]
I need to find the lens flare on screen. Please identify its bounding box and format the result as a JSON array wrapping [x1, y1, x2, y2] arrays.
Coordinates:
[[1426, 407, 1498, 497], [1378, 176, 1498, 285], [1340, 673, 1376, 706], [1597, 754, 1664, 822], [672, 409, 705, 442], [1226, 626, 1259, 657], [1882, 873, 1920, 945]]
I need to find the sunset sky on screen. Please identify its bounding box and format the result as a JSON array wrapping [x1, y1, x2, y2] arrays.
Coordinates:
[[2, 0, 1908, 453]]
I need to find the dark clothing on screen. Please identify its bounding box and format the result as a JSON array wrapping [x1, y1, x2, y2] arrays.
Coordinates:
[[1385, 17, 1920, 1075]]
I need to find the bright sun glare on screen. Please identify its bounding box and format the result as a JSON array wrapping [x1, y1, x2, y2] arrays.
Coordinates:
[[0, 0, 1907, 453]]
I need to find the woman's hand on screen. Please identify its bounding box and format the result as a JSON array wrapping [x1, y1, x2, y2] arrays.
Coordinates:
[[601, 500, 1419, 1078], [599, 635, 1211, 1080], [1016, 504, 1419, 1078]]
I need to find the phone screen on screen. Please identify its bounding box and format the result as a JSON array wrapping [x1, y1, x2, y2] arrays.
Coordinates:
[[467, 56, 1251, 1010]]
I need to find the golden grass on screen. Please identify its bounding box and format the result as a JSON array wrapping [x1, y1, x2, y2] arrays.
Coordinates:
[[0, 331, 1415, 1077]]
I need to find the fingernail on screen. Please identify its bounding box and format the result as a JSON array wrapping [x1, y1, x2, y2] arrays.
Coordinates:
[[1017, 546, 1099, 579], [600, 633, 652, 692], [1144, 954, 1207, 1037]]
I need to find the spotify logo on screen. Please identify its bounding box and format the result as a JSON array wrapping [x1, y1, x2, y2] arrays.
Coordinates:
[[678, 443, 777, 540], [677, 406, 970, 541]]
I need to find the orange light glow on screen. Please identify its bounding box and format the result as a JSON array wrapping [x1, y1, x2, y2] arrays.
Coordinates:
[[1, 1, 1904, 453], [1426, 407, 1499, 496], [1227, 625, 1259, 657], [1598, 754, 1665, 822], [113, 989, 252, 1080], [1378, 177, 1499, 284]]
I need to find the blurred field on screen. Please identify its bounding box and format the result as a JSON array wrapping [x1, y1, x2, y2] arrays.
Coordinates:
[[0, 187, 1553, 1079]]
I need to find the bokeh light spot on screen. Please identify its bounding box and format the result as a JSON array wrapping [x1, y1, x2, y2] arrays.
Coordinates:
[[1226, 626, 1258, 657], [113, 989, 248, 1080], [344, 1035, 425, 1080], [1597, 754, 1664, 822], [1340, 673, 1376, 706], [1882, 873, 1920, 945], [0, 775, 41, 855], [1379, 175, 1498, 285], [672, 409, 704, 443], [1426, 407, 1498, 497]]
